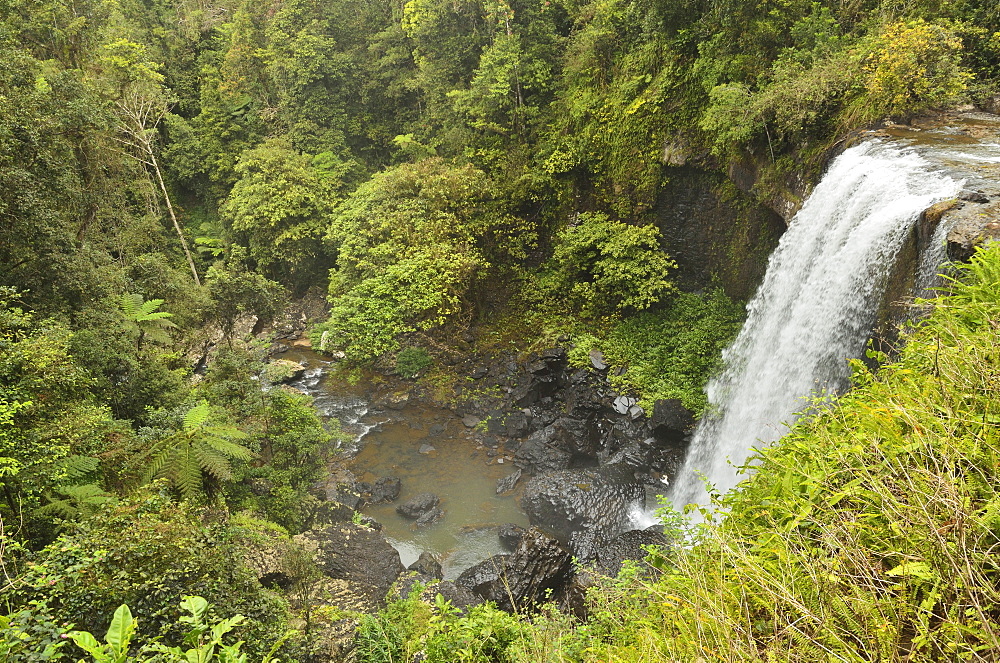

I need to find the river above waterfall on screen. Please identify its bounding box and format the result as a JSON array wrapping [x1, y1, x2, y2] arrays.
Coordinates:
[[283, 349, 530, 579]]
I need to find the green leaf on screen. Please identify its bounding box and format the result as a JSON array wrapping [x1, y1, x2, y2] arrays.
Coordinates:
[[105, 604, 135, 654], [180, 595, 209, 624], [183, 401, 212, 432]]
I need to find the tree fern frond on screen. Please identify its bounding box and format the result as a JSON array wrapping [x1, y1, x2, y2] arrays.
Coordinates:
[[120, 293, 144, 318], [183, 400, 212, 432], [61, 454, 100, 481], [142, 447, 172, 484], [196, 447, 232, 482], [35, 484, 114, 520], [177, 447, 203, 500], [35, 497, 79, 520], [137, 298, 166, 317], [202, 436, 254, 461], [201, 424, 250, 441]]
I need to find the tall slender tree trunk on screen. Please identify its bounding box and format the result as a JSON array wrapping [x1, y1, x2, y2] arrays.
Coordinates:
[[150, 150, 201, 285], [115, 89, 202, 286]]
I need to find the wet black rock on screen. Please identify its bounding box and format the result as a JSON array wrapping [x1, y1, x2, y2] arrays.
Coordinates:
[[323, 485, 363, 511], [415, 507, 445, 527], [514, 433, 572, 475], [514, 417, 598, 475], [498, 523, 526, 551], [521, 468, 645, 561], [496, 469, 523, 495], [503, 411, 531, 438], [456, 528, 574, 612], [396, 492, 440, 519], [368, 476, 401, 503], [959, 189, 990, 203], [649, 399, 695, 444], [595, 528, 669, 578], [294, 523, 405, 607], [456, 554, 511, 591], [408, 552, 444, 579]]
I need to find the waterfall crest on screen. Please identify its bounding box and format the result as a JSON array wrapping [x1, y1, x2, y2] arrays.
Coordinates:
[[670, 141, 961, 508]]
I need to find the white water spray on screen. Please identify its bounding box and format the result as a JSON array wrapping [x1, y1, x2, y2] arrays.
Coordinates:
[[670, 141, 961, 508]]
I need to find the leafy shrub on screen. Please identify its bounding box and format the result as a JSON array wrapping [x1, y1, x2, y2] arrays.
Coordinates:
[[395, 347, 433, 378], [602, 290, 744, 414], [542, 212, 676, 317], [321, 159, 527, 360], [356, 590, 528, 663], [7, 491, 290, 659], [856, 19, 972, 121]]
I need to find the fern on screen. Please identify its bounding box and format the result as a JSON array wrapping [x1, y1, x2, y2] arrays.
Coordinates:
[[36, 484, 115, 520], [143, 400, 255, 500], [119, 293, 177, 348], [60, 454, 100, 481]]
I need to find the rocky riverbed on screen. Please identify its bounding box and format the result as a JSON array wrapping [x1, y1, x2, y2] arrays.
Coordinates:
[[244, 337, 692, 659]]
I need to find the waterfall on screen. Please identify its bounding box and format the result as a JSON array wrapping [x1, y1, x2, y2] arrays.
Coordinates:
[[670, 141, 961, 509]]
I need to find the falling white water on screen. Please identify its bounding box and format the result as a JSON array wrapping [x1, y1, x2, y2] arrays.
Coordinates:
[[670, 141, 961, 509]]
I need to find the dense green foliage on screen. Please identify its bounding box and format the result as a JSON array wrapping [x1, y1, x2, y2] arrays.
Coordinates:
[[1, 0, 999, 658]]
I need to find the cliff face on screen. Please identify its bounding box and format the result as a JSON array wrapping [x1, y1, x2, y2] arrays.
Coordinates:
[[652, 167, 786, 301]]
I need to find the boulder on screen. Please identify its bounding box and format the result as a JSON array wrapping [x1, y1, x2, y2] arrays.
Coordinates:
[[649, 399, 695, 444], [496, 469, 522, 495], [521, 468, 645, 561], [264, 359, 306, 383], [456, 528, 574, 612], [514, 431, 572, 475], [368, 476, 401, 504], [294, 523, 405, 608], [415, 507, 445, 527], [456, 555, 511, 593], [408, 552, 444, 579], [595, 528, 669, 578], [498, 523, 526, 551], [503, 411, 531, 438], [396, 492, 440, 519], [514, 417, 597, 475]]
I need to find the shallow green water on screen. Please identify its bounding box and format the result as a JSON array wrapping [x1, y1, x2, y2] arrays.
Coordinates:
[[285, 349, 530, 579]]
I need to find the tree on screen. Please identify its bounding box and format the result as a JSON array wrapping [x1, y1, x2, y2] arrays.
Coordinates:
[[102, 38, 201, 285], [221, 138, 341, 288], [320, 158, 525, 359], [542, 212, 676, 316]]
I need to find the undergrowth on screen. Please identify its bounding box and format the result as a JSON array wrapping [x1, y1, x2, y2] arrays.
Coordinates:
[[586, 243, 1000, 660], [565, 289, 744, 415]]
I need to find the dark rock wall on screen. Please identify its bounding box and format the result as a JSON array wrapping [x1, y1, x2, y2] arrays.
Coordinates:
[[653, 167, 786, 301]]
